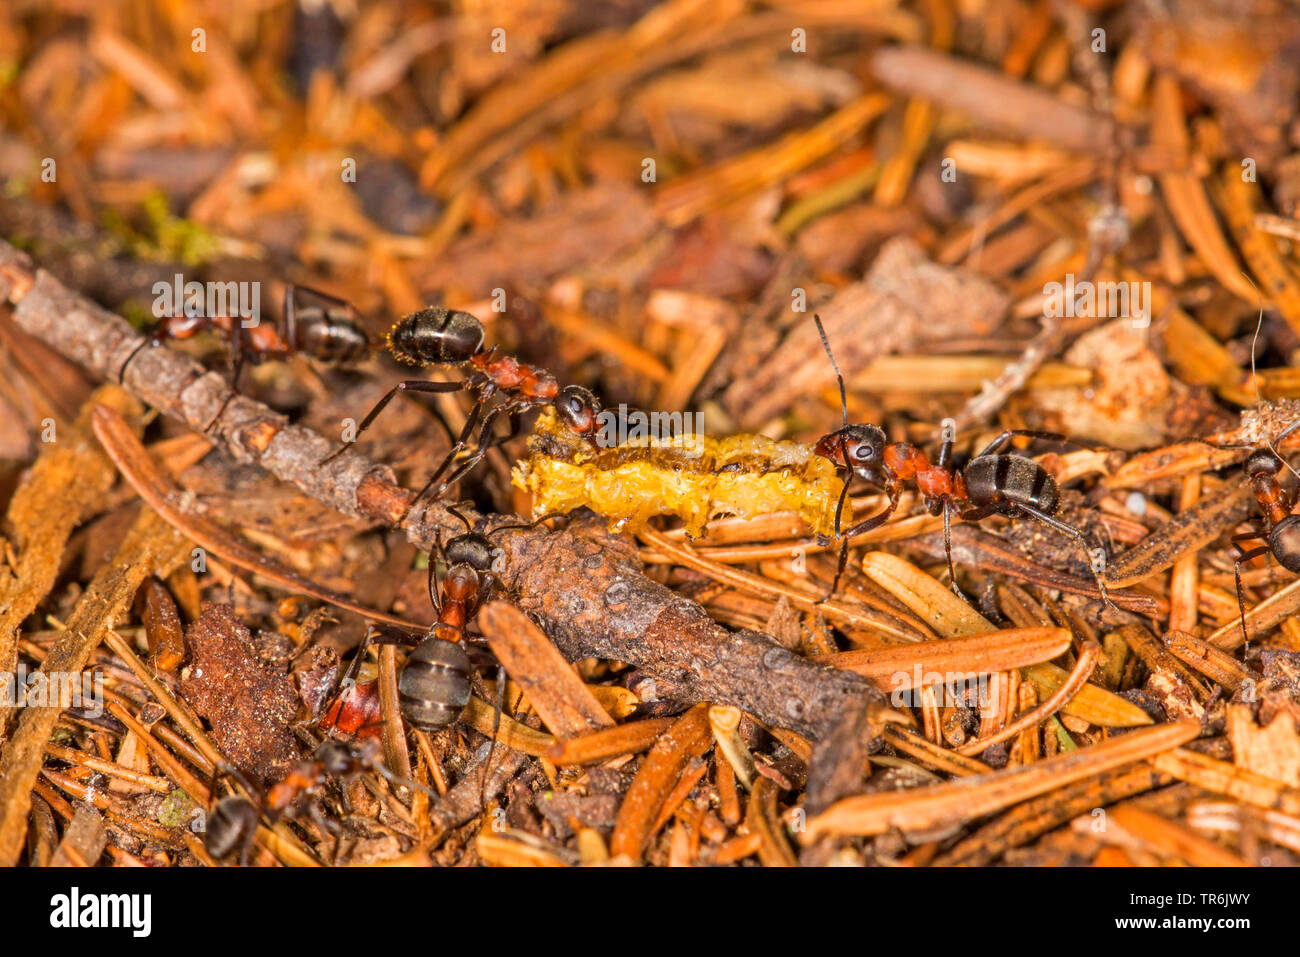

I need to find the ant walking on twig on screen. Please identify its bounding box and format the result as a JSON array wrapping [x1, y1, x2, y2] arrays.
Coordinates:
[[810, 315, 1116, 610], [118, 284, 369, 431], [321, 306, 601, 519]]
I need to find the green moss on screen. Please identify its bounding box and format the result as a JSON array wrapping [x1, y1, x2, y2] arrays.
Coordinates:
[[99, 191, 221, 266], [157, 789, 198, 828]]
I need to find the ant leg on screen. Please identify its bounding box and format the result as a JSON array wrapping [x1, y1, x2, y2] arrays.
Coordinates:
[[822, 538, 850, 602], [405, 402, 515, 518], [839, 487, 902, 540], [830, 472, 852, 545], [822, 488, 901, 601], [203, 325, 247, 433], [1017, 504, 1119, 613], [117, 319, 177, 384], [1233, 541, 1271, 652], [975, 429, 1091, 459], [365, 624, 424, 647], [117, 339, 153, 384], [941, 497, 961, 598], [416, 394, 498, 503], [936, 418, 956, 470], [321, 379, 466, 464], [958, 504, 999, 523], [427, 542, 443, 617]]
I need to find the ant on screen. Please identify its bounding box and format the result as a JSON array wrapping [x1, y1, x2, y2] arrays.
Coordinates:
[[203, 738, 432, 865], [394, 504, 548, 732], [1232, 436, 1300, 647], [321, 306, 602, 519], [320, 504, 538, 734], [811, 315, 1116, 610], [1211, 297, 1300, 649], [118, 283, 370, 430]]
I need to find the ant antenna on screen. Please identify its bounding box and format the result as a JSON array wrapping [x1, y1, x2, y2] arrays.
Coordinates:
[[814, 314, 848, 429], [1241, 272, 1300, 482], [371, 759, 440, 802], [426, 533, 443, 616], [447, 502, 475, 534]]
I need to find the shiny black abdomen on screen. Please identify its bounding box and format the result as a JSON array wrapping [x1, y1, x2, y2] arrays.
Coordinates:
[[963, 454, 1059, 514], [398, 637, 472, 731], [297, 318, 370, 364], [1270, 515, 1300, 573], [204, 796, 258, 858], [387, 308, 484, 366]]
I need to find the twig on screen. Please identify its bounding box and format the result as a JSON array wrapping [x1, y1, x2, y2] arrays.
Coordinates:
[[0, 239, 886, 741]]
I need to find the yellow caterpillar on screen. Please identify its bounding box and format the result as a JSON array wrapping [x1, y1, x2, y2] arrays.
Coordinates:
[[511, 408, 846, 538]]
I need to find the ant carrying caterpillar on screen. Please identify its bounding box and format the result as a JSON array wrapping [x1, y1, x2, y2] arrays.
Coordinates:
[[512, 407, 847, 538]]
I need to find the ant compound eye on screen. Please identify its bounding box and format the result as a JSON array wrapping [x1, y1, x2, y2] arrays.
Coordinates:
[[556, 386, 598, 432], [852, 444, 875, 461]]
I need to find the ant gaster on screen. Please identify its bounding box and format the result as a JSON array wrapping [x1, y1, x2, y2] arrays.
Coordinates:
[[118, 284, 369, 430], [321, 306, 601, 518], [811, 315, 1115, 610]]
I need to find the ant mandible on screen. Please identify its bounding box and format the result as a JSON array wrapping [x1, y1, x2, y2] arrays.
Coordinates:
[[810, 315, 1116, 611], [118, 284, 370, 431], [321, 306, 601, 519]]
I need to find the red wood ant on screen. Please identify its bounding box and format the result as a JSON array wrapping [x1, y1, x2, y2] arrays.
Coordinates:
[[203, 738, 433, 865], [811, 315, 1115, 609], [1216, 308, 1300, 648], [315, 505, 535, 735], [1232, 436, 1300, 646], [321, 306, 601, 518], [118, 283, 369, 430]]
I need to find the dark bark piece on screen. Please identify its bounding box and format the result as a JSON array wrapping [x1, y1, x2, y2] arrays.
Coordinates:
[[180, 603, 299, 786]]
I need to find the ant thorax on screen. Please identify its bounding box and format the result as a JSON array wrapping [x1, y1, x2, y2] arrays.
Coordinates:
[[512, 408, 846, 538]]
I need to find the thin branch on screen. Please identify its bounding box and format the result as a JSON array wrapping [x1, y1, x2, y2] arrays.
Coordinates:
[[0, 239, 888, 741]]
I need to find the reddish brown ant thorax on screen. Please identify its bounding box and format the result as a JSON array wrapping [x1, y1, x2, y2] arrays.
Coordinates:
[[525, 372, 560, 401], [915, 464, 955, 500], [882, 443, 926, 481]]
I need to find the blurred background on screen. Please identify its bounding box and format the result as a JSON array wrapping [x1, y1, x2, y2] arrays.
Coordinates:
[[1, 0, 1298, 483]]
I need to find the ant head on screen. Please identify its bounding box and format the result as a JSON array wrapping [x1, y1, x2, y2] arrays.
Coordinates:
[[315, 741, 353, 775], [445, 531, 494, 572], [554, 385, 600, 435], [815, 424, 888, 481], [1246, 448, 1282, 478]]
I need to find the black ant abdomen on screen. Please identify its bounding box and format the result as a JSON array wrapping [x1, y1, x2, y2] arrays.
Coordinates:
[[397, 637, 473, 731], [1269, 515, 1300, 573], [963, 454, 1060, 516], [294, 315, 369, 364], [386, 307, 485, 366], [204, 795, 259, 860]]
